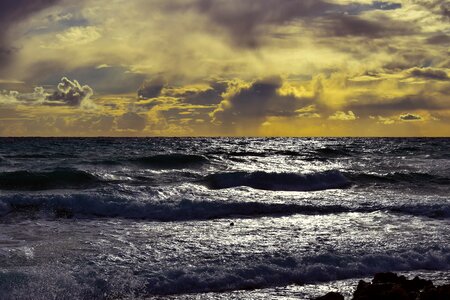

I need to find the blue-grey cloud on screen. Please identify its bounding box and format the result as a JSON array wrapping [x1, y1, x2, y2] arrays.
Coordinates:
[[138, 78, 166, 100], [46, 77, 93, 106], [117, 112, 147, 131], [409, 67, 448, 80], [0, 0, 62, 69], [399, 113, 422, 121]]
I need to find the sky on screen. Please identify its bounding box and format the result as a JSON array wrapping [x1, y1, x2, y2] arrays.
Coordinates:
[[0, 0, 449, 136]]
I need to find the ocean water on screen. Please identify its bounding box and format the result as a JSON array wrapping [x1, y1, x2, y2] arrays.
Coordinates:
[[0, 137, 449, 299]]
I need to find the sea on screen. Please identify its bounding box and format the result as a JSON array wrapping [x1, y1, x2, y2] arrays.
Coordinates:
[[0, 138, 449, 299]]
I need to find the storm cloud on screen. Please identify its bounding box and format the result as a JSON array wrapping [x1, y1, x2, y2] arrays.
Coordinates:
[[46, 77, 94, 106], [408, 67, 449, 80], [117, 112, 147, 131], [180, 0, 336, 47], [138, 78, 166, 100], [212, 77, 315, 125], [0, 0, 62, 68], [399, 113, 422, 121]]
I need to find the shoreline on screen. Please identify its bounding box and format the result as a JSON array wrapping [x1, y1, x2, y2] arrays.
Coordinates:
[[315, 272, 450, 300]]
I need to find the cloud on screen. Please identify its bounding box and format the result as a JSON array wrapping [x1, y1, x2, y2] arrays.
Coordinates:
[[329, 110, 357, 121], [319, 13, 414, 38], [39, 66, 147, 94], [165, 81, 228, 105], [179, 0, 337, 48], [408, 67, 448, 80], [116, 112, 147, 131], [346, 94, 448, 115], [0, 86, 49, 106], [177, 0, 408, 47], [46, 77, 94, 106], [0, 0, 62, 68], [45, 26, 101, 49], [412, 0, 450, 19], [399, 113, 422, 121], [426, 33, 450, 44], [211, 76, 318, 126], [138, 78, 166, 100]]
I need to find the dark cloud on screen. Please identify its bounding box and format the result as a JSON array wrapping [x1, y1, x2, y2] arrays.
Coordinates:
[[138, 78, 166, 100], [346, 94, 449, 116], [408, 67, 449, 80], [175, 81, 228, 105], [173, 0, 337, 47], [427, 34, 450, 45], [0, 0, 62, 68], [319, 14, 415, 38], [40, 66, 147, 94], [413, 0, 450, 19], [212, 77, 313, 125], [399, 113, 422, 121], [117, 112, 147, 131], [382, 50, 431, 71], [168, 0, 405, 47], [46, 77, 94, 106]]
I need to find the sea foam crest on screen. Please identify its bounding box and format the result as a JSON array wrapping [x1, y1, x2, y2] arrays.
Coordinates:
[[142, 248, 450, 295], [1, 248, 448, 297]]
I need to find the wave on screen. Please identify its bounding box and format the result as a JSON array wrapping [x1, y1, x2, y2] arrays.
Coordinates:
[[129, 154, 209, 169], [6, 153, 79, 159], [1, 195, 448, 220], [0, 169, 100, 191], [2, 248, 449, 298], [203, 170, 351, 191], [315, 147, 352, 157], [348, 172, 450, 186], [143, 249, 450, 295]]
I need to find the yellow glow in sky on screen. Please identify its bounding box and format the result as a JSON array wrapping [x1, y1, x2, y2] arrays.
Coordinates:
[[0, 0, 449, 136]]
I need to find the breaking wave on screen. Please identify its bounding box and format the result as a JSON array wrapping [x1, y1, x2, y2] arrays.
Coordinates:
[[143, 249, 450, 295], [1, 195, 449, 220], [2, 248, 448, 298]]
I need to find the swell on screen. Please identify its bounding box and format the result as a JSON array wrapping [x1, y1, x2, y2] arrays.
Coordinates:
[[0, 169, 100, 191], [314, 147, 352, 157], [1, 195, 449, 220], [203, 170, 351, 191], [348, 171, 450, 186], [129, 154, 209, 169]]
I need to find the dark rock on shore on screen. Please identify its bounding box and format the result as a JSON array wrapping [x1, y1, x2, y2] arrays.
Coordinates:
[[314, 272, 450, 300], [315, 292, 344, 300]]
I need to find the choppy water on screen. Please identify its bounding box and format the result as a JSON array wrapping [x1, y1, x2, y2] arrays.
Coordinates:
[[0, 138, 449, 299]]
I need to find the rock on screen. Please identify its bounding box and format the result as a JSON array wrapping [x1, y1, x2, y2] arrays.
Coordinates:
[[352, 273, 435, 300], [316, 272, 450, 300], [372, 272, 405, 284], [419, 284, 450, 300], [352, 279, 410, 300], [314, 292, 344, 300], [314, 273, 446, 300]]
